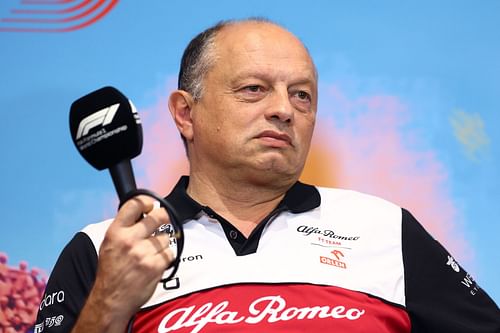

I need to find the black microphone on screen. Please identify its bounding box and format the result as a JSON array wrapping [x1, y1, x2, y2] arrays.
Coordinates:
[[69, 86, 185, 284], [69, 86, 143, 204]]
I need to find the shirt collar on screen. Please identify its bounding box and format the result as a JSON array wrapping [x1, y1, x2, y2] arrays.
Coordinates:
[[165, 175, 321, 223]]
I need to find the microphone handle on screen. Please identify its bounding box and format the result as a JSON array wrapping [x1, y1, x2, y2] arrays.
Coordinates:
[[109, 160, 137, 205]]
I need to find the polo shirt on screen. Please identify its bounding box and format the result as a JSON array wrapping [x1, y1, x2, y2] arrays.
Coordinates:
[[35, 176, 500, 332]]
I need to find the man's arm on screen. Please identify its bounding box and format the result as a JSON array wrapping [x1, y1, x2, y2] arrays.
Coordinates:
[[402, 208, 500, 332], [36, 196, 174, 333], [71, 196, 174, 333], [34, 232, 97, 332]]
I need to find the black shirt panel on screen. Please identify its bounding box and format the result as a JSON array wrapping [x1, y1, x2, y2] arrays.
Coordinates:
[[401, 208, 500, 332], [35, 232, 98, 332]]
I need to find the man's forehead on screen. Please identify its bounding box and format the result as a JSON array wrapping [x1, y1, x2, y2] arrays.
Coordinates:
[[228, 68, 317, 89], [213, 21, 317, 78], [216, 21, 305, 51]]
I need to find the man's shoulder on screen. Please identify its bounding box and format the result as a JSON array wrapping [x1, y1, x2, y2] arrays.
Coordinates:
[[317, 186, 401, 220], [315, 185, 401, 212], [80, 218, 114, 250]]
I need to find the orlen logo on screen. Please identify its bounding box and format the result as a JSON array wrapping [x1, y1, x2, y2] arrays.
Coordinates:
[[0, 0, 119, 33], [39, 290, 65, 311], [320, 250, 347, 269], [76, 103, 119, 140]]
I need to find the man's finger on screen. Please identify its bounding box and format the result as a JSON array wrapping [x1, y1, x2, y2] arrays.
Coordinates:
[[152, 247, 175, 270], [135, 235, 174, 272], [115, 195, 156, 227], [132, 206, 171, 238], [143, 233, 170, 254]]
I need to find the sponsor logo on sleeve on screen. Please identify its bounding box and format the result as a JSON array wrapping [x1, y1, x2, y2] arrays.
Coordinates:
[[446, 255, 460, 272], [45, 315, 64, 328], [39, 290, 65, 311], [34, 315, 64, 332], [34, 322, 44, 333], [461, 273, 480, 296], [446, 255, 480, 296]]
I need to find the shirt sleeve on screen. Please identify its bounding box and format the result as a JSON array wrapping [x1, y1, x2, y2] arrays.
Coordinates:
[[34, 232, 98, 332], [401, 208, 500, 332]]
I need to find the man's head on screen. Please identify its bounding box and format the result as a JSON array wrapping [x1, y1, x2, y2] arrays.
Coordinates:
[[169, 19, 318, 187]]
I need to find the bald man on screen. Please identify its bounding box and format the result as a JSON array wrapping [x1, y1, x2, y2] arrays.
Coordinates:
[[36, 19, 499, 333]]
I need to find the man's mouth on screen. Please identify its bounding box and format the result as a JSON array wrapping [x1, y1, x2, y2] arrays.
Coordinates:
[[256, 130, 293, 147]]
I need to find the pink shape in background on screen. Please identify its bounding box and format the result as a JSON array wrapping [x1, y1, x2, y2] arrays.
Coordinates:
[[135, 78, 189, 195], [315, 84, 471, 265], [134, 80, 472, 267]]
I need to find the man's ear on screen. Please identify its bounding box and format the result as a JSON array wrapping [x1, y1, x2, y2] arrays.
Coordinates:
[[168, 90, 195, 141]]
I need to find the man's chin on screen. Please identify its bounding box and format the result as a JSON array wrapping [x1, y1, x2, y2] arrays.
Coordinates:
[[249, 158, 301, 184]]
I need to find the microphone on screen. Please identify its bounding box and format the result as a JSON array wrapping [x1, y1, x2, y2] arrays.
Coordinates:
[[69, 86, 143, 204], [68, 86, 185, 283]]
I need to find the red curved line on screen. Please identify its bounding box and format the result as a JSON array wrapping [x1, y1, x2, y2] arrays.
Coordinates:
[[0, 0, 118, 32], [2, 0, 105, 23], [58, 0, 117, 32], [13, 0, 92, 14], [21, 0, 76, 4]]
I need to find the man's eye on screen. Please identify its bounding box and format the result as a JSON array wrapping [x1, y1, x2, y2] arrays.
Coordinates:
[[243, 85, 262, 93], [296, 91, 311, 101], [293, 90, 311, 102]]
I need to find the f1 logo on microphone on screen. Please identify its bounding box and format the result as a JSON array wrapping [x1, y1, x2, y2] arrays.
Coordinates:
[[76, 103, 119, 140]]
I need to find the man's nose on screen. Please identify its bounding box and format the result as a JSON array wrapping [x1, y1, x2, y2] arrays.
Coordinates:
[[265, 88, 294, 124]]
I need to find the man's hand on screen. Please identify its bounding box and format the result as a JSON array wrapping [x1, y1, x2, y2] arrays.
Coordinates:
[[72, 196, 173, 333]]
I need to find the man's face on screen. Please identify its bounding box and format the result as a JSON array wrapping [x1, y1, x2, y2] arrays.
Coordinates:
[[190, 22, 318, 184]]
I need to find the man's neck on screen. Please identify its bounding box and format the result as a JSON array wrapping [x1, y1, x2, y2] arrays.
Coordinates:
[[186, 172, 295, 237]]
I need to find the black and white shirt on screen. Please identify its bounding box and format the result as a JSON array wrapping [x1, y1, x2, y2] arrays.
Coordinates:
[[35, 176, 500, 332]]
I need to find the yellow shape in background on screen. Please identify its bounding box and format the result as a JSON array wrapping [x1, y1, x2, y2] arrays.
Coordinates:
[[300, 141, 340, 188], [450, 109, 489, 161]]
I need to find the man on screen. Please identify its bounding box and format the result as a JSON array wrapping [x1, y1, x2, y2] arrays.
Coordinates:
[[36, 19, 499, 332]]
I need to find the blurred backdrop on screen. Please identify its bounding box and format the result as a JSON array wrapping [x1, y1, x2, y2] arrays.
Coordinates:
[[1, 0, 499, 329]]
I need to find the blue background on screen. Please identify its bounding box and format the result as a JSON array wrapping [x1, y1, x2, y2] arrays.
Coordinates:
[[1, 0, 498, 304]]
